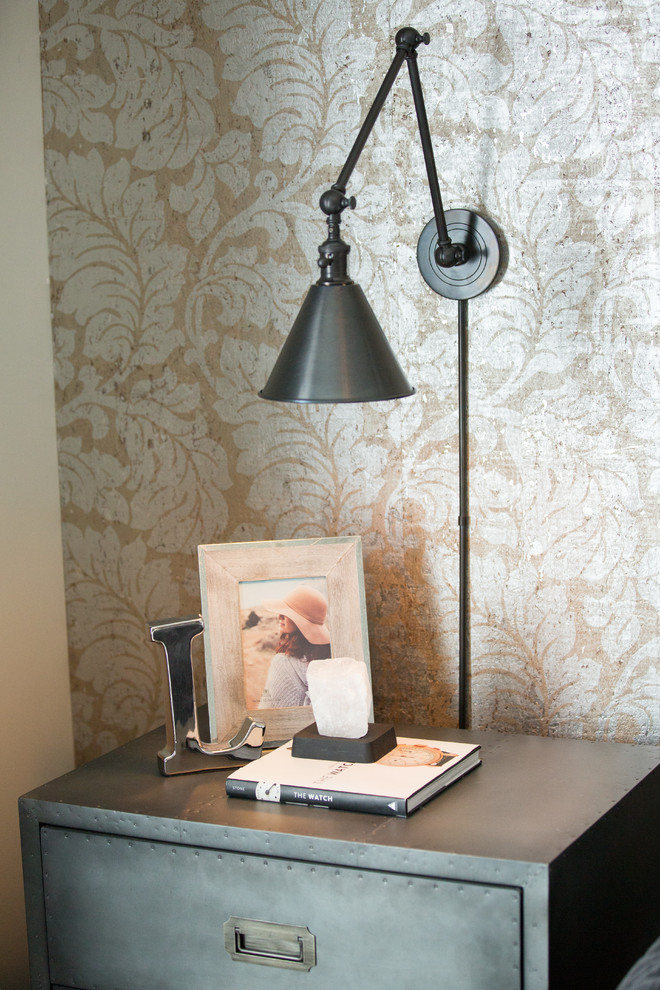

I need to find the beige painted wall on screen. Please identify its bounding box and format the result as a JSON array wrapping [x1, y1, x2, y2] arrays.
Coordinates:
[[0, 1, 74, 986]]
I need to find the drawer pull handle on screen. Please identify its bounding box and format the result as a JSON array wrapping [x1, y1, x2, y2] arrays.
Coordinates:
[[235, 928, 304, 961], [224, 916, 316, 971]]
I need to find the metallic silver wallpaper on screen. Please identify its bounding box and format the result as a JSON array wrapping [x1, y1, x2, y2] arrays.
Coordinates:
[[39, 0, 659, 762]]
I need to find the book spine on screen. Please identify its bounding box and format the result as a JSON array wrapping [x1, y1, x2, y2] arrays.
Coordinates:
[[226, 779, 406, 817]]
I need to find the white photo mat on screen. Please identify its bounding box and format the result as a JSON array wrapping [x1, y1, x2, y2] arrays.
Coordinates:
[[198, 536, 372, 746]]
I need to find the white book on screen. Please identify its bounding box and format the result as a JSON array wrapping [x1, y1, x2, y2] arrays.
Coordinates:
[[226, 736, 481, 817]]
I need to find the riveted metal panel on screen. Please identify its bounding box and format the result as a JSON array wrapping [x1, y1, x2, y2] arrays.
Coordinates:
[[42, 825, 522, 990]]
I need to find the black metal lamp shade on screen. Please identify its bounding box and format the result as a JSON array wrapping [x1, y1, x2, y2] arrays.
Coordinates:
[[259, 282, 415, 403]]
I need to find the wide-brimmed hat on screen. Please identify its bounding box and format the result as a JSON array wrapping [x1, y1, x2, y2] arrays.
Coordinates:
[[262, 585, 330, 645]]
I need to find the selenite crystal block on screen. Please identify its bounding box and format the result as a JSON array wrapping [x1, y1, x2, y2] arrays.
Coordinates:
[[307, 657, 372, 738]]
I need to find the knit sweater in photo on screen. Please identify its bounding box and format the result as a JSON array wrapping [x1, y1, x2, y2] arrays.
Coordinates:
[[259, 653, 311, 708]]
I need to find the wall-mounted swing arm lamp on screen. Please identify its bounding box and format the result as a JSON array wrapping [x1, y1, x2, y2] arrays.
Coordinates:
[[260, 28, 504, 729]]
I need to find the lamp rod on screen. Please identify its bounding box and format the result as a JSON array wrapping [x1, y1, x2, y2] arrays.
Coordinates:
[[458, 297, 470, 729], [405, 53, 453, 252], [330, 28, 462, 269]]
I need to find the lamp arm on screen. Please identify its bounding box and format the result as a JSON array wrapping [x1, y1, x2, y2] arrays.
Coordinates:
[[318, 27, 463, 271], [405, 47, 464, 266], [332, 41, 409, 196]]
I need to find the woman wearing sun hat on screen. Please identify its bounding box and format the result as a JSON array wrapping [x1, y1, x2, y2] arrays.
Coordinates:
[[259, 585, 332, 708]]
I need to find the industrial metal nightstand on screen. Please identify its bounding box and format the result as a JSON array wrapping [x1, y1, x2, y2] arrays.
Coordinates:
[[20, 725, 660, 989]]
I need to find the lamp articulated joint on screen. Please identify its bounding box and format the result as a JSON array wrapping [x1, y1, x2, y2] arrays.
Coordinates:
[[316, 188, 355, 285], [395, 27, 430, 54], [435, 239, 467, 268], [319, 186, 356, 216]]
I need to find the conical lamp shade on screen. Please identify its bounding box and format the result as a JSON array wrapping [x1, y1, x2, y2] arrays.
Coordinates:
[[260, 282, 415, 403]]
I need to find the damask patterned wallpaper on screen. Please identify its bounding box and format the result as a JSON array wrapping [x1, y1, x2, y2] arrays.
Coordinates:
[[39, 0, 659, 763]]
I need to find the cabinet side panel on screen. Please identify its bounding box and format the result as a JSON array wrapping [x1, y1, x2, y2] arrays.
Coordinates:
[[550, 766, 660, 990], [19, 800, 51, 990]]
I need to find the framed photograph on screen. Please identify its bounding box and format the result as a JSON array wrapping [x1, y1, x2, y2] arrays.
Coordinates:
[[198, 536, 372, 745]]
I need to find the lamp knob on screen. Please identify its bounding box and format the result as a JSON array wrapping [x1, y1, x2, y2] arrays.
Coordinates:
[[395, 28, 430, 51], [320, 188, 356, 215]]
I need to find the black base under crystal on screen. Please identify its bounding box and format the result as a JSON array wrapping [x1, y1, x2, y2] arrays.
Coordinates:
[[291, 722, 397, 763]]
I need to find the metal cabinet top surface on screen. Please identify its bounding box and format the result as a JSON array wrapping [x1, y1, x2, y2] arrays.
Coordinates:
[[21, 724, 660, 877]]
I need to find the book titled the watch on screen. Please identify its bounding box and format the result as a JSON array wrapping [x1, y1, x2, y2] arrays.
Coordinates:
[[225, 736, 481, 817]]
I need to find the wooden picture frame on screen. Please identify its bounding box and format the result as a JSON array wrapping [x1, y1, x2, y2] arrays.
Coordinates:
[[198, 536, 372, 746]]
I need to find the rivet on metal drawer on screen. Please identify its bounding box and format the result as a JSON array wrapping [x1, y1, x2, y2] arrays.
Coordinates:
[[224, 916, 316, 971]]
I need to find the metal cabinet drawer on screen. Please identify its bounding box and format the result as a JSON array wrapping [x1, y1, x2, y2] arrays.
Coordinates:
[[42, 826, 522, 989]]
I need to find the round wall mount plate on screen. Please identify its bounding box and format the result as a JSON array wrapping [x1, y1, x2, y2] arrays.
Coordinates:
[[417, 209, 501, 300]]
